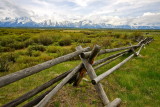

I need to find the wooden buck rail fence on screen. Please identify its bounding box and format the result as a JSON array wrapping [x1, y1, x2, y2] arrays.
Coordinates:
[[0, 37, 153, 107]]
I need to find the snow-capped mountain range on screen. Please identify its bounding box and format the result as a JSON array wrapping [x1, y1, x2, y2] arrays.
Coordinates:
[[0, 17, 160, 29]]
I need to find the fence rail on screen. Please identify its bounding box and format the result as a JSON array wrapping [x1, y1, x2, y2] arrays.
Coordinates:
[[0, 37, 153, 107]]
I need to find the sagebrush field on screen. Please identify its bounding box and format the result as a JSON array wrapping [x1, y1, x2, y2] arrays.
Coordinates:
[[0, 28, 160, 107]]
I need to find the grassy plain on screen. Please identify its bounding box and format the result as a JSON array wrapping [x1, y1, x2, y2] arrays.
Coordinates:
[[0, 28, 159, 107]]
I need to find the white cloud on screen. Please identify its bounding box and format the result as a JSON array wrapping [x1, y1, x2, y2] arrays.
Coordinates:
[[68, 0, 88, 7], [0, 0, 30, 18], [0, 0, 160, 26], [132, 12, 160, 26]]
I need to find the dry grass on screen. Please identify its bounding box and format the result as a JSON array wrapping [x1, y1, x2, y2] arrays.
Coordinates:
[[47, 79, 103, 107]]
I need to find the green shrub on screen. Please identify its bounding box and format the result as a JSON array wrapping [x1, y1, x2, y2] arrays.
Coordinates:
[[0, 57, 9, 72], [15, 50, 27, 56], [7, 53, 17, 63], [26, 48, 32, 56], [15, 35, 30, 42], [26, 45, 45, 56], [31, 35, 53, 46], [70, 45, 76, 51], [32, 51, 41, 57], [112, 41, 125, 48], [78, 38, 91, 43], [119, 34, 124, 39], [123, 33, 130, 39], [28, 45, 46, 52], [31, 36, 39, 44], [47, 46, 61, 53], [101, 38, 112, 48], [9, 42, 26, 50], [0, 37, 14, 47], [16, 56, 40, 67], [24, 39, 34, 47], [96, 32, 108, 37], [51, 34, 61, 42], [131, 31, 144, 42], [87, 34, 97, 38], [0, 53, 15, 72], [38, 35, 53, 46], [71, 33, 91, 43], [60, 48, 72, 55], [71, 33, 83, 42], [0, 46, 14, 52], [114, 33, 121, 38], [132, 31, 143, 37], [59, 37, 71, 46], [93, 37, 113, 48], [80, 31, 94, 35], [39, 53, 53, 61], [55, 48, 72, 57]]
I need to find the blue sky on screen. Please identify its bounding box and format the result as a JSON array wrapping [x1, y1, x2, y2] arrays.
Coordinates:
[[0, 0, 160, 26]]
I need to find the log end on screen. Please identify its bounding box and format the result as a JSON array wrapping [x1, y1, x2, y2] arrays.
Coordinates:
[[105, 98, 121, 107], [91, 80, 97, 85]]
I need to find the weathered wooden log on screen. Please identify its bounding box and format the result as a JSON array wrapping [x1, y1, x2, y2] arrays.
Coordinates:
[[92, 45, 144, 85], [83, 45, 139, 58], [93, 50, 128, 66], [88, 45, 101, 63], [146, 38, 153, 45], [139, 37, 152, 46], [35, 63, 82, 107], [138, 38, 147, 46], [83, 59, 110, 105], [0, 47, 90, 88], [2, 70, 71, 107], [147, 40, 152, 44], [22, 86, 55, 107], [77, 46, 110, 105], [147, 37, 152, 44], [99, 45, 138, 55], [94, 54, 124, 70], [148, 39, 153, 44], [137, 44, 145, 55], [81, 52, 90, 59], [73, 45, 101, 86], [106, 98, 121, 107], [146, 37, 150, 42]]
